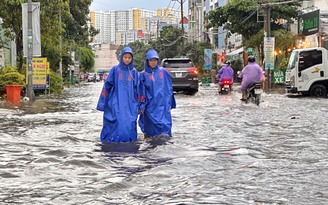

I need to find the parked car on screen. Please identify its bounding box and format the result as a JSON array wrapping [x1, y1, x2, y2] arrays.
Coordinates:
[[161, 57, 199, 95]]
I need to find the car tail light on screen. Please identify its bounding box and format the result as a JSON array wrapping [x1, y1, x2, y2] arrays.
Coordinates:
[[188, 67, 199, 75]]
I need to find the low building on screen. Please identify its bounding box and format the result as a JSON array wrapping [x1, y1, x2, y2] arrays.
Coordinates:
[[0, 18, 16, 68]]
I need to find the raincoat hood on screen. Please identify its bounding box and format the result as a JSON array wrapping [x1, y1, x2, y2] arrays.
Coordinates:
[[118, 46, 134, 70], [145, 49, 160, 73]]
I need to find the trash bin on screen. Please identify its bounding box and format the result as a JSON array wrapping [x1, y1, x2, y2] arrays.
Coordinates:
[[201, 78, 207, 85], [6, 85, 22, 103], [71, 75, 77, 84], [207, 77, 212, 83]]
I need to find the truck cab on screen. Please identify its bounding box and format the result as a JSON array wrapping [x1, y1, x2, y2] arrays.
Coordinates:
[[285, 47, 328, 97]]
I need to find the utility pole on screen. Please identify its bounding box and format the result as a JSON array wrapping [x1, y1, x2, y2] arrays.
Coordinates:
[[180, 0, 184, 52], [157, 18, 159, 39], [263, 1, 271, 91], [59, 7, 63, 80], [262, 0, 298, 91], [172, 0, 185, 54], [27, 0, 34, 103]]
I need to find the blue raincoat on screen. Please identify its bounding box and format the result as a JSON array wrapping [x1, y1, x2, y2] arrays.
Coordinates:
[[97, 47, 139, 143], [138, 49, 176, 137]]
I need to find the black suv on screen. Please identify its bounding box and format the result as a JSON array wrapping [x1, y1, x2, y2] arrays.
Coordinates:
[[161, 57, 199, 95]]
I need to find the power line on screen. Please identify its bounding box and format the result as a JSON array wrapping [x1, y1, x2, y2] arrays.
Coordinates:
[[163, 0, 176, 22]]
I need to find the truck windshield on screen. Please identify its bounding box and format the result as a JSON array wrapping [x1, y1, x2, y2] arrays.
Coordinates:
[[287, 51, 298, 71]]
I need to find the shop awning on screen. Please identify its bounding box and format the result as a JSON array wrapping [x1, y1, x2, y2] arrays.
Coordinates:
[[226, 47, 244, 56], [225, 47, 244, 60]]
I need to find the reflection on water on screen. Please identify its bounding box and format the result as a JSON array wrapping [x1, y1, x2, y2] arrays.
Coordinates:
[[98, 136, 172, 154], [0, 82, 328, 204], [99, 142, 141, 153]]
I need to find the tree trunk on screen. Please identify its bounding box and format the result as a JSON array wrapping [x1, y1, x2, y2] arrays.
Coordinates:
[[15, 32, 24, 73]]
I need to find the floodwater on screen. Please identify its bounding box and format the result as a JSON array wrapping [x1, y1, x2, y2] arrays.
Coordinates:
[[0, 82, 328, 204]]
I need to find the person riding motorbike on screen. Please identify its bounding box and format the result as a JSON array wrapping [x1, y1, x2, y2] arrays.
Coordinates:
[[238, 56, 265, 101], [218, 60, 234, 93]]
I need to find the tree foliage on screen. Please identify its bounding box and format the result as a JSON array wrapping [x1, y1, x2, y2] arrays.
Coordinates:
[[185, 40, 213, 74], [78, 46, 95, 72], [0, 0, 97, 78], [115, 26, 213, 73], [115, 26, 185, 71], [49, 70, 63, 95], [205, 0, 301, 41], [0, 0, 25, 72], [154, 26, 185, 57]]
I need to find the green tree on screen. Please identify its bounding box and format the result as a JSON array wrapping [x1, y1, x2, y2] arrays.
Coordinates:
[[115, 41, 152, 71], [0, 0, 96, 77], [273, 29, 296, 58], [115, 26, 212, 73], [185, 40, 213, 75], [244, 28, 296, 66], [151, 26, 185, 57], [0, 0, 25, 72], [49, 70, 63, 95], [63, 0, 98, 47], [205, 0, 300, 41], [78, 46, 95, 72]]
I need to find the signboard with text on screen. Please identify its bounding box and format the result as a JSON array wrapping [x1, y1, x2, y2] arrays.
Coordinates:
[[32, 57, 47, 89], [298, 9, 319, 36], [46, 62, 50, 88], [264, 37, 275, 70], [272, 69, 285, 84]]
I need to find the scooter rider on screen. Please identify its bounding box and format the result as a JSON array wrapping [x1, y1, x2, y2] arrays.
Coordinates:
[[238, 56, 265, 101], [218, 60, 234, 93]]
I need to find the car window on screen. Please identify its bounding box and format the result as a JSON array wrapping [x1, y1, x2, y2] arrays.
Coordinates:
[[162, 60, 193, 68], [299, 50, 322, 72]]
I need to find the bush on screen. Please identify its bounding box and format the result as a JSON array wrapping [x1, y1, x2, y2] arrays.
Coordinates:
[[49, 71, 64, 95], [277, 57, 289, 72], [0, 66, 25, 90]]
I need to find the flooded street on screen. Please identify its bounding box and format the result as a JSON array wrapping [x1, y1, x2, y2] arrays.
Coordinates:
[[1, 82, 328, 204]]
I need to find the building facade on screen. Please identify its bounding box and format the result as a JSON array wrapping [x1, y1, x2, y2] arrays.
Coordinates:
[[90, 7, 183, 45], [0, 18, 16, 68]]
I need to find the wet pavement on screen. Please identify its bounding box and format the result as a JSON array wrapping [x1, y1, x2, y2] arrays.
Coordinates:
[[0, 82, 328, 204]]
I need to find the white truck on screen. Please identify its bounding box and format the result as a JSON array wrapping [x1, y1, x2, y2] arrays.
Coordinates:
[[285, 47, 328, 97]]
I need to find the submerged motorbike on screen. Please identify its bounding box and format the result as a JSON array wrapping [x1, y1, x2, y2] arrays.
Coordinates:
[[219, 79, 232, 94], [246, 82, 263, 105]]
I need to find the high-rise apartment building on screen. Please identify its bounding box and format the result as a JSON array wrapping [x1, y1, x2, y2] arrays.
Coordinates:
[[90, 11, 112, 44], [90, 7, 183, 45]]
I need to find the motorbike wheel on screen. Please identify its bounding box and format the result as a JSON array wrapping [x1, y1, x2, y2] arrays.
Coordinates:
[[254, 94, 260, 106]]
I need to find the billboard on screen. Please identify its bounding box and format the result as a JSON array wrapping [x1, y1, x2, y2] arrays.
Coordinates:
[[298, 9, 319, 36], [204, 49, 212, 70]]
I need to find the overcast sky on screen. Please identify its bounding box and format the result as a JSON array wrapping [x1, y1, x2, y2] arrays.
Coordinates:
[[89, 0, 188, 12]]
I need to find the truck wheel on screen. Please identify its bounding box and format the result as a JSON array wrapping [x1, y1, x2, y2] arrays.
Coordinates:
[[310, 84, 327, 97]]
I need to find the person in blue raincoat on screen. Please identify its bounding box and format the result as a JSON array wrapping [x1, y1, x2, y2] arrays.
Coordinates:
[[138, 49, 176, 138], [96, 46, 139, 143]]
